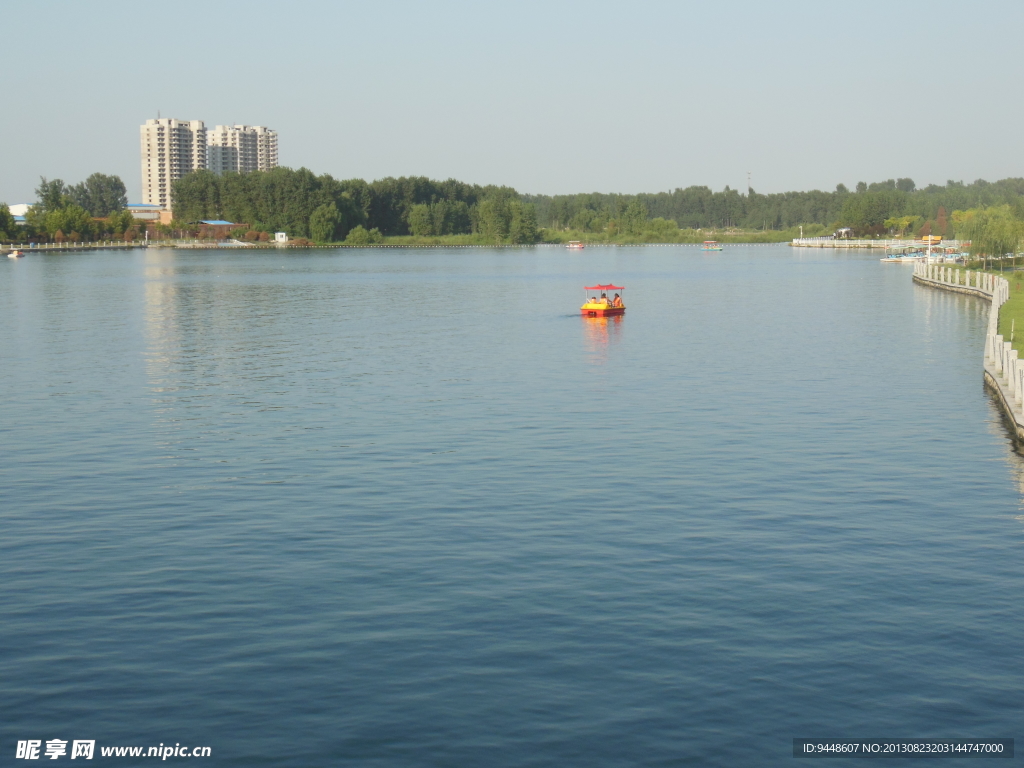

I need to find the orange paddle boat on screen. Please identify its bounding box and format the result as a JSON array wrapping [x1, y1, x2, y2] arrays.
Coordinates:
[[581, 284, 625, 317]]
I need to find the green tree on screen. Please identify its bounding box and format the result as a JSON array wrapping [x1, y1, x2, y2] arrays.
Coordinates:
[[622, 200, 648, 235], [68, 173, 128, 217], [344, 225, 383, 245], [645, 217, 683, 240], [474, 199, 507, 241], [108, 209, 135, 236], [35, 177, 68, 213], [883, 215, 919, 236], [309, 202, 341, 242], [45, 205, 94, 238], [0, 204, 16, 240], [408, 204, 434, 236], [953, 205, 1024, 269], [568, 207, 600, 232], [508, 201, 538, 244], [171, 169, 222, 221]]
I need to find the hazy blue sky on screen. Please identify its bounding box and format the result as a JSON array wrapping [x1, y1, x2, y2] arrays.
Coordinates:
[[2, 0, 1022, 203]]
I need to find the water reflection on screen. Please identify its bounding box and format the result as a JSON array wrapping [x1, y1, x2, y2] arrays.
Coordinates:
[[989, 401, 1024, 515], [143, 252, 183, 393], [915, 280, 990, 348], [581, 315, 624, 364]]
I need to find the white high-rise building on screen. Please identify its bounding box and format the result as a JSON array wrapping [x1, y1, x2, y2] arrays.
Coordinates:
[[207, 125, 278, 175], [252, 126, 278, 171], [140, 119, 207, 208]]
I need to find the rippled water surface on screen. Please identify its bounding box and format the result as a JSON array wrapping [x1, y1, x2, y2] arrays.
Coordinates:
[[3, 245, 1023, 766]]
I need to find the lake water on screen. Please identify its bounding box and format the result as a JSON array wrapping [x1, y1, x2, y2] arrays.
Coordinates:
[[2, 245, 1023, 766]]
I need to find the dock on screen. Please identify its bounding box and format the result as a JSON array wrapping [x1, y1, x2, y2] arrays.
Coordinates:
[[791, 237, 967, 249]]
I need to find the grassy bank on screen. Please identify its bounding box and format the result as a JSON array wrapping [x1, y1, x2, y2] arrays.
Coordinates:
[[371, 233, 519, 247], [319, 228, 803, 247]]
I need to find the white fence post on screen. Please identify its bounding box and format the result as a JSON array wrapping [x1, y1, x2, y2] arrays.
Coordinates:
[[1017, 361, 1024, 408], [1009, 350, 1019, 398]]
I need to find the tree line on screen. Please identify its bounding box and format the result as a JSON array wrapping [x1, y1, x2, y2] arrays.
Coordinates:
[[953, 204, 1024, 268], [525, 177, 1024, 238], [0, 174, 133, 242], [170, 169, 538, 244], [10, 169, 1024, 245]]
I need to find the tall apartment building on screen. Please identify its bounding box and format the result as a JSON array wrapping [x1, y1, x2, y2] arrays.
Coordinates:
[[206, 125, 279, 175], [140, 119, 207, 208]]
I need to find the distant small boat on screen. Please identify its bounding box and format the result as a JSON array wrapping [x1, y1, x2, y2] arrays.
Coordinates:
[[7, 250, 23, 259], [881, 244, 925, 263], [701, 240, 723, 251], [880, 255, 924, 263], [566, 241, 584, 250]]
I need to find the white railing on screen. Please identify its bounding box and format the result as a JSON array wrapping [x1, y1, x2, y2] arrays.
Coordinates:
[[913, 262, 1022, 415], [3, 241, 142, 250], [2, 239, 236, 251]]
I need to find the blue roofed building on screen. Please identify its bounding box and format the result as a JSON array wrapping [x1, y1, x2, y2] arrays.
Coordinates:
[[196, 220, 245, 239]]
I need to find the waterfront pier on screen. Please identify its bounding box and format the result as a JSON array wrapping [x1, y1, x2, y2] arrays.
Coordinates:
[[792, 237, 967, 249]]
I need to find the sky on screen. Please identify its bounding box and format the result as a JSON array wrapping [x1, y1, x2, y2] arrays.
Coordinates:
[[2, 0, 1023, 204]]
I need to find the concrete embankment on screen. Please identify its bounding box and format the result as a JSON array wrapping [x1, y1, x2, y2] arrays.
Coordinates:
[[912, 263, 1024, 440], [2, 242, 140, 254]]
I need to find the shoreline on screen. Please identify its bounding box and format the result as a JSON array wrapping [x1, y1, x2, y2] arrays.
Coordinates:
[[3, 240, 799, 253]]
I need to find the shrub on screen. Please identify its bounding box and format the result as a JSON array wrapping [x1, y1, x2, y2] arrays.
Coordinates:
[[345, 225, 384, 245]]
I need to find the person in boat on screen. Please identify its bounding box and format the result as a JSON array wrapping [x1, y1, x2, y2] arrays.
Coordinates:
[[612, 293, 623, 307], [600, 293, 609, 306], [590, 296, 598, 304]]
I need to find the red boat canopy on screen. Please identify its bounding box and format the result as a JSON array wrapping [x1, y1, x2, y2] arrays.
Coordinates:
[[584, 284, 624, 291]]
